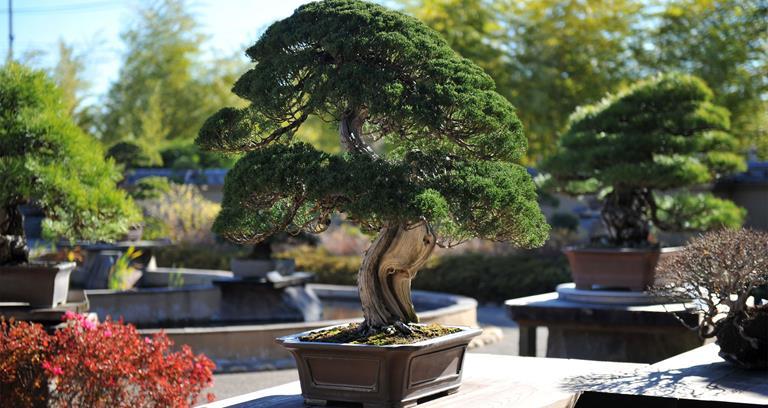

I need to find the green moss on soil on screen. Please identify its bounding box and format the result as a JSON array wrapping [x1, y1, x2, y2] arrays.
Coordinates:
[[299, 323, 461, 345]]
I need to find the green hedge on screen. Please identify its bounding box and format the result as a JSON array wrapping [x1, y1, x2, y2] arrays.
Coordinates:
[[153, 243, 247, 270], [288, 248, 569, 303], [413, 252, 569, 303]]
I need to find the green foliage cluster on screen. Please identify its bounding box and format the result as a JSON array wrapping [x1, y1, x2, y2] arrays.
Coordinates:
[[0, 63, 140, 243], [405, 0, 643, 162], [413, 252, 570, 303], [106, 141, 158, 169], [404, 0, 768, 160], [198, 0, 548, 249], [129, 176, 172, 201], [159, 142, 236, 170], [543, 74, 745, 245], [647, 0, 767, 157], [99, 0, 246, 166], [153, 243, 248, 270]]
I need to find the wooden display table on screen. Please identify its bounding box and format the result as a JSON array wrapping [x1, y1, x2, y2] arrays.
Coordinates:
[[200, 353, 644, 407], [201, 347, 768, 407], [505, 292, 703, 363]]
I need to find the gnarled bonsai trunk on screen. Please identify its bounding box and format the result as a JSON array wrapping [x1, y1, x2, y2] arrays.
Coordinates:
[[358, 222, 436, 331], [339, 108, 437, 331], [0, 204, 29, 266], [601, 189, 651, 247]]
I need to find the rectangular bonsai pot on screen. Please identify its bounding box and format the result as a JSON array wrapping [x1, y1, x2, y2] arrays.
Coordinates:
[[0, 261, 76, 307], [276, 324, 482, 408], [563, 246, 681, 291]]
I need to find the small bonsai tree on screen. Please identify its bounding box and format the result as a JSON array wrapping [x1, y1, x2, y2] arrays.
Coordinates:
[[106, 141, 157, 169], [654, 229, 768, 369], [0, 63, 140, 265], [543, 74, 746, 247], [197, 0, 549, 334]]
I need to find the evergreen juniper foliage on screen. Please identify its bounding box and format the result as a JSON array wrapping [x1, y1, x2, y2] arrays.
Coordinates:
[[543, 73, 746, 247], [197, 0, 548, 249], [0, 63, 140, 265]]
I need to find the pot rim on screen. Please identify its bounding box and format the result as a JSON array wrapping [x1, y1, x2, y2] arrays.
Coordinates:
[[1, 261, 76, 270], [277, 323, 482, 350], [563, 245, 683, 254]]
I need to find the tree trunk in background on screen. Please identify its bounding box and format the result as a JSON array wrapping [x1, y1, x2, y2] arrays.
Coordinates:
[[601, 189, 651, 246], [0, 205, 29, 265], [357, 222, 436, 331]]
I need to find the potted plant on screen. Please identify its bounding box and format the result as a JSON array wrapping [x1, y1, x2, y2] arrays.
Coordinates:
[[543, 74, 746, 291], [0, 63, 140, 307], [196, 0, 549, 405], [654, 229, 768, 369]]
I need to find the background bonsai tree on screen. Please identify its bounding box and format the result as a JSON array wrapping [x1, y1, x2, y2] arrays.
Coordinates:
[[197, 0, 549, 334], [0, 63, 140, 265], [543, 74, 746, 247]]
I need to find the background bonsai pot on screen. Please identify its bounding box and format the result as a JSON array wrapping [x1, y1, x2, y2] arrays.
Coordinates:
[[564, 246, 682, 291], [277, 325, 482, 407], [0, 261, 76, 307]]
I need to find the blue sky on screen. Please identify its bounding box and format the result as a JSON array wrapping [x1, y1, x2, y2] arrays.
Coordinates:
[[0, 0, 339, 99]]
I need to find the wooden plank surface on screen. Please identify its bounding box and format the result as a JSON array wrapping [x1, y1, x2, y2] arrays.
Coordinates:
[[199, 353, 645, 408]]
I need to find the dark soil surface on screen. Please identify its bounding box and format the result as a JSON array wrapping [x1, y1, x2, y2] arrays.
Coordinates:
[[299, 323, 461, 345]]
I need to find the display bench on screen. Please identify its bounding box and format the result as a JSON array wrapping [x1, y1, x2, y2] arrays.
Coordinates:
[[199, 345, 767, 408], [505, 291, 703, 363]]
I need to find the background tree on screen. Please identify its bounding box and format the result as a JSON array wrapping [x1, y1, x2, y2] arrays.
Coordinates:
[[197, 0, 549, 333], [644, 0, 768, 156], [0, 63, 140, 265], [98, 0, 247, 168], [543, 74, 745, 247], [403, 0, 642, 162], [100, 0, 203, 147]]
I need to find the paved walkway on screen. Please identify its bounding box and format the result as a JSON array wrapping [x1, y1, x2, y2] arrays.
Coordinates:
[[206, 304, 548, 401]]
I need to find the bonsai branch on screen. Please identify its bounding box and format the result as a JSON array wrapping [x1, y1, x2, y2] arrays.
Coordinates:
[[340, 107, 378, 158]]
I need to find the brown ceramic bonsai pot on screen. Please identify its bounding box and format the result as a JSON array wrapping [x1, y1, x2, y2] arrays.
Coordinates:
[[0, 261, 76, 307], [563, 246, 682, 291], [276, 324, 482, 408]]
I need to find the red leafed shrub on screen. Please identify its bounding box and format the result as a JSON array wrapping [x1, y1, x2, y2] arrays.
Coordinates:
[[0, 313, 215, 407]]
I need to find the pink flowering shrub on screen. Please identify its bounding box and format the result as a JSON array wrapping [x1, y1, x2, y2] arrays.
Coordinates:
[[0, 313, 215, 407]]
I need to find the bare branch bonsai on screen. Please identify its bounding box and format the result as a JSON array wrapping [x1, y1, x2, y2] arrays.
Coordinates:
[[196, 0, 549, 335], [654, 229, 768, 369]]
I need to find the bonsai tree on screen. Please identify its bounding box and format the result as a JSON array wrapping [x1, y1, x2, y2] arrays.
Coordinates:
[[0, 63, 140, 265], [654, 229, 768, 369], [543, 74, 746, 247], [197, 0, 549, 334], [106, 141, 157, 169]]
